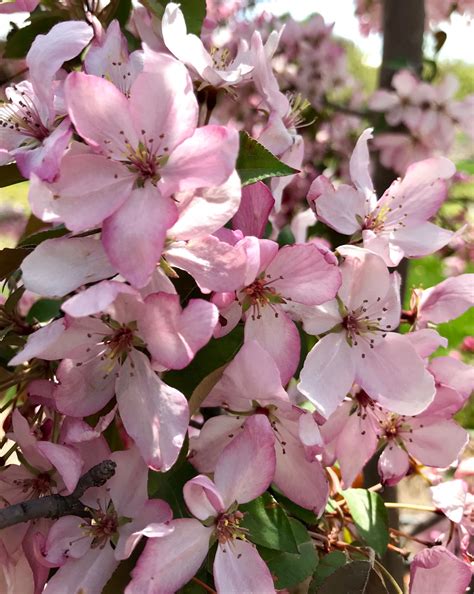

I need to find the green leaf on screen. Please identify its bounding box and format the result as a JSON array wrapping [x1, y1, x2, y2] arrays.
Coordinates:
[[240, 492, 299, 554], [4, 287, 25, 314], [5, 14, 64, 59], [309, 551, 347, 592], [143, 0, 206, 35], [276, 225, 295, 247], [272, 492, 318, 525], [343, 489, 389, 556], [188, 364, 227, 415], [100, 0, 133, 26], [164, 325, 243, 398], [18, 225, 69, 248], [236, 131, 299, 186], [0, 248, 32, 281], [316, 560, 388, 594], [0, 164, 26, 188], [25, 299, 62, 323], [258, 518, 318, 589]]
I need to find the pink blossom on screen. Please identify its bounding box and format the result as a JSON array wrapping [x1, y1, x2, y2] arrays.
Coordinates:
[[0, 22, 93, 180], [310, 129, 457, 266], [298, 246, 435, 417], [412, 274, 474, 328], [409, 546, 472, 594], [212, 237, 341, 384], [162, 2, 253, 89], [38, 447, 173, 594], [190, 340, 328, 513], [127, 415, 276, 594], [30, 58, 239, 287]]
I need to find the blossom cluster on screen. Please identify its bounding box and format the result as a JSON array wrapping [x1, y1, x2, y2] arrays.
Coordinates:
[[0, 2, 473, 593]]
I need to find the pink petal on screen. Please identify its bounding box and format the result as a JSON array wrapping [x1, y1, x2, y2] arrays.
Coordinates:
[[189, 416, 245, 473], [429, 356, 474, 401], [409, 546, 472, 594], [356, 333, 435, 416], [431, 480, 467, 524], [337, 246, 390, 312], [406, 419, 468, 467], [405, 329, 448, 358], [138, 293, 217, 369], [54, 358, 116, 417], [299, 333, 356, 419], [36, 442, 83, 494], [349, 128, 374, 200], [291, 299, 342, 335], [43, 545, 118, 594], [129, 64, 197, 154], [115, 499, 173, 561], [418, 274, 474, 326], [232, 182, 275, 238], [116, 350, 189, 471], [102, 185, 178, 288], [107, 447, 149, 518], [214, 539, 275, 594], [161, 125, 239, 195], [126, 519, 211, 594], [390, 222, 455, 259], [27, 21, 94, 124], [10, 410, 49, 471], [273, 430, 329, 515], [315, 183, 366, 235], [379, 157, 455, 226], [378, 444, 410, 486], [183, 475, 226, 520], [166, 234, 248, 293], [41, 516, 91, 566], [65, 72, 138, 156], [266, 243, 341, 305], [21, 237, 117, 298], [171, 171, 242, 240], [244, 307, 300, 386], [15, 118, 72, 182], [214, 414, 276, 507], [161, 3, 214, 79], [29, 155, 133, 232], [61, 281, 138, 317], [9, 319, 66, 366], [205, 340, 288, 408]]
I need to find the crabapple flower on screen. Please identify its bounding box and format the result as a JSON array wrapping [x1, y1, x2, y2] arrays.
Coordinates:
[[309, 128, 457, 266], [39, 447, 173, 594], [431, 480, 474, 556], [8, 287, 213, 470], [162, 2, 253, 89], [126, 415, 276, 594], [84, 20, 144, 96], [189, 340, 329, 514], [212, 238, 341, 384], [30, 57, 239, 287], [409, 546, 472, 594], [298, 246, 436, 418], [0, 21, 93, 180], [409, 273, 474, 329]]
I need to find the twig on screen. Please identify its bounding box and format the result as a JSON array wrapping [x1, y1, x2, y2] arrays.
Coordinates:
[[0, 459, 116, 530], [191, 577, 217, 594], [384, 502, 439, 513]]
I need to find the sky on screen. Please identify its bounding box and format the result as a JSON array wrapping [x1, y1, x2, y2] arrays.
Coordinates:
[[257, 0, 474, 66], [0, 0, 472, 65]]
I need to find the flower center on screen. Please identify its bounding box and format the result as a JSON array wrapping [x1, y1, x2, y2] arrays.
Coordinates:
[[0, 85, 49, 142], [341, 299, 392, 353], [240, 274, 285, 320], [13, 472, 52, 498], [82, 506, 119, 549], [215, 510, 248, 544]]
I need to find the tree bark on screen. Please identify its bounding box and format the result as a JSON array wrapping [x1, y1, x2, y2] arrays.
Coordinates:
[[0, 459, 116, 530]]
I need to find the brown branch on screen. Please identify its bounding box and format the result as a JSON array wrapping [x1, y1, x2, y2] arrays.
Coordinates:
[[0, 459, 116, 530]]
